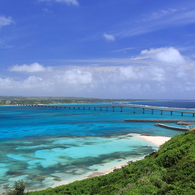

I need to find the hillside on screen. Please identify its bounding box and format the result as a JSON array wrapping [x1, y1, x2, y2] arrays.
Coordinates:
[[25, 130, 195, 195]]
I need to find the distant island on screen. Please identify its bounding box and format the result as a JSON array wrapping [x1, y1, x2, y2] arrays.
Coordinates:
[[0, 96, 149, 105]]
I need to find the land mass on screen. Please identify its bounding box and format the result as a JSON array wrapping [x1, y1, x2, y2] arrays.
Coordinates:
[[0, 96, 149, 105]]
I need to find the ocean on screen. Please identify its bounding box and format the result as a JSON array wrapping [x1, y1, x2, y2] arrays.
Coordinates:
[[0, 100, 195, 192]]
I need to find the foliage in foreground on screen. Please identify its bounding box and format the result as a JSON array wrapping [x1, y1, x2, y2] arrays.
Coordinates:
[[26, 130, 195, 194], [4, 180, 25, 195]]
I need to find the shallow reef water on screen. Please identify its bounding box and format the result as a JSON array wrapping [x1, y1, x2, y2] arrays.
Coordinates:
[[0, 134, 156, 191]]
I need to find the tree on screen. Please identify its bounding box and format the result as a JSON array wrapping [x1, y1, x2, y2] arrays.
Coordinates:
[[4, 180, 25, 195]]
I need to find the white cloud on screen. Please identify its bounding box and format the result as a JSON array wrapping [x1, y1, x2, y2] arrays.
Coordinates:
[[39, 0, 79, 6], [113, 47, 134, 53], [150, 66, 165, 81], [2, 47, 195, 99], [55, 69, 92, 84], [9, 62, 52, 73], [118, 65, 165, 82], [119, 66, 144, 80], [142, 9, 178, 22], [103, 33, 115, 42], [155, 48, 186, 64], [117, 6, 195, 38], [0, 16, 13, 28], [0, 77, 14, 89], [56, 0, 79, 5], [141, 47, 186, 64]]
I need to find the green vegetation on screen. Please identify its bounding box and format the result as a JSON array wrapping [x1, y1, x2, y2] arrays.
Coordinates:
[[4, 180, 25, 195], [0, 96, 146, 105], [24, 130, 195, 195]]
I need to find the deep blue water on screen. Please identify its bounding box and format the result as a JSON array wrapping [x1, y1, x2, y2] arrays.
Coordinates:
[[0, 100, 195, 192]]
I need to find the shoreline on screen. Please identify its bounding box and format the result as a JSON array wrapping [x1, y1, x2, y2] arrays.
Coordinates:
[[138, 134, 171, 147], [50, 134, 171, 190], [50, 156, 146, 191], [0, 133, 172, 193]]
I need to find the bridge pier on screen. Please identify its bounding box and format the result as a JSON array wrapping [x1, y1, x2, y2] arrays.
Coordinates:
[[21, 105, 195, 116]]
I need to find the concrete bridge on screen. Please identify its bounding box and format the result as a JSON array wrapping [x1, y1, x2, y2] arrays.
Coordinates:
[[21, 104, 195, 117], [22, 104, 123, 112]]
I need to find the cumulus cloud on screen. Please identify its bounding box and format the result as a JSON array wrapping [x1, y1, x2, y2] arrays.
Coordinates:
[[0, 69, 93, 96], [141, 47, 186, 64], [156, 48, 186, 64], [150, 66, 165, 81], [119, 66, 144, 80], [2, 47, 195, 98], [103, 33, 115, 42], [0, 77, 14, 89], [9, 62, 52, 73], [0, 16, 13, 28], [118, 65, 165, 82], [39, 0, 79, 6], [55, 69, 92, 85]]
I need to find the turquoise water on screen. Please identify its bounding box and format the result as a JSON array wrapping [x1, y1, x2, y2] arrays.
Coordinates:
[[0, 102, 195, 192]]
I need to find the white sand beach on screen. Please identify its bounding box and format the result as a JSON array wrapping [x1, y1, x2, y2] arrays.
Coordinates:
[[138, 134, 171, 147]]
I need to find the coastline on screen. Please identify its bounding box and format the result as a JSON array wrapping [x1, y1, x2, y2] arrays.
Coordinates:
[[51, 155, 146, 191], [83, 134, 171, 180], [82, 134, 171, 177], [0, 133, 172, 194], [50, 133, 172, 190]]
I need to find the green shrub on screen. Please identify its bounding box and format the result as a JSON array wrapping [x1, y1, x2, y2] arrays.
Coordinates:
[[4, 180, 25, 195]]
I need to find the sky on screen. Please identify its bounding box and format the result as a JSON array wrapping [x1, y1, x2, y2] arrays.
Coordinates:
[[0, 0, 195, 99]]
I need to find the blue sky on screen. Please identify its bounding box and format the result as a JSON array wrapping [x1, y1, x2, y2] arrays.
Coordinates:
[[1, 0, 195, 99]]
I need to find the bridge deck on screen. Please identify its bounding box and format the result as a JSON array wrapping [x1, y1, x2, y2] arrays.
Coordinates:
[[21, 104, 195, 117]]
